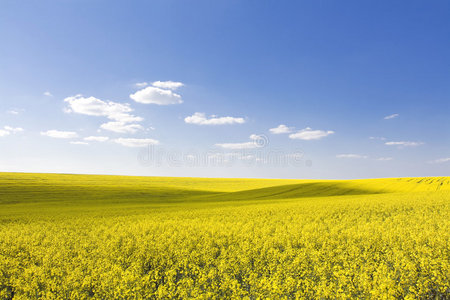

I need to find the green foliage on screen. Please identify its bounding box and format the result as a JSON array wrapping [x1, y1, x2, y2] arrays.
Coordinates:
[[0, 173, 449, 299]]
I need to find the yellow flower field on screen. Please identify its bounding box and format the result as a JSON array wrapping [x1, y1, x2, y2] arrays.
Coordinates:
[[0, 173, 448, 299]]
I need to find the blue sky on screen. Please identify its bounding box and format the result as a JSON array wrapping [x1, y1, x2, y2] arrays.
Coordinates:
[[0, 0, 449, 179]]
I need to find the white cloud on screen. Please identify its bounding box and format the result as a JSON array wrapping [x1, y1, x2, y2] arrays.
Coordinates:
[[289, 127, 334, 140], [184, 112, 245, 125], [100, 122, 144, 134], [7, 110, 19, 115], [41, 130, 78, 139], [135, 82, 148, 88], [215, 134, 265, 150], [70, 141, 88, 145], [0, 126, 24, 137], [205, 152, 265, 163], [269, 124, 292, 134], [0, 130, 10, 137], [336, 154, 368, 159], [385, 141, 423, 147], [215, 142, 258, 150], [4, 126, 24, 133], [429, 157, 450, 164], [384, 113, 399, 120], [108, 113, 142, 123], [114, 138, 159, 147], [130, 86, 182, 105], [84, 136, 109, 142], [376, 157, 393, 161], [43, 91, 53, 97], [64, 95, 143, 123], [152, 81, 184, 90], [369, 136, 386, 141]]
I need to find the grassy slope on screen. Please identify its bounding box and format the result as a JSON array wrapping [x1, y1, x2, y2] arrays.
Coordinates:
[[0, 172, 449, 219], [0, 172, 448, 222], [1, 172, 449, 203]]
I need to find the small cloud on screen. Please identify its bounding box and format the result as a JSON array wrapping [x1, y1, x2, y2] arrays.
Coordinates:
[[64, 95, 144, 134], [152, 81, 184, 90], [385, 141, 423, 147], [429, 157, 450, 164], [70, 141, 89, 145], [7, 110, 20, 115], [215, 142, 259, 150], [0, 129, 10, 137], [205, 152, 264, 163], [4, 126, 24, 133], [100, 122, 143, 134], [289, 127, 334, 140], [215, 134, 265, 150], [376, 157, 393, 161], [135, 82, 148, 88], [43, 91, 53, 97], [184, 112, 245, 125], [269, 124, 292, 134], [64, 95, 143, 123], [114, 138, 159, 147], [384, 113, 399, 120], [41, 130, 78, 139], [84, 136, 109, 142], [0, 126, 24, 137], [130, 86, 183, 105], [369, 136, 386, 141], [336, 154, 368, 159]]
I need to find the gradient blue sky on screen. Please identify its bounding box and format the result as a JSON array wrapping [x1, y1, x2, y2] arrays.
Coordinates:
[[1, 0, 449, 179]]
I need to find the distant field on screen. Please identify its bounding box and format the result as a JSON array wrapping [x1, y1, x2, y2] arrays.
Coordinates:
[[0, 173, 449, 299]]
